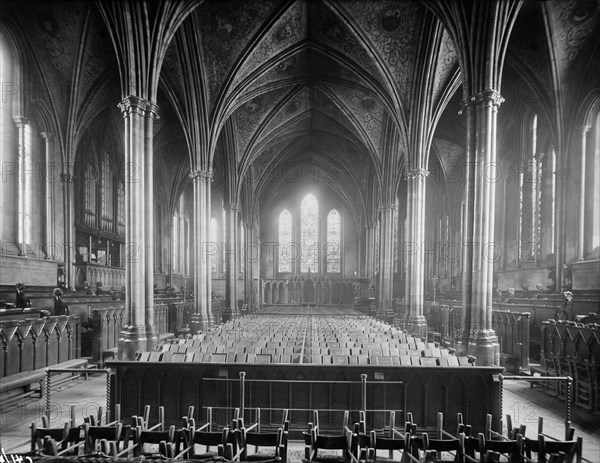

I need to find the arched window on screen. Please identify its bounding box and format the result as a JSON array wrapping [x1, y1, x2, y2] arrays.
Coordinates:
[[210, 217, 218, 273], [586, 109, 600, 255], [0, 32, 15, 240], [326, 209, 341, 273], [179, 204, 185, 273], [117, 180, 125, 235], [19, 122, 33, 244], [100, 155, 114, 232], [278, 209, 292, 273], [84, 164, 97, 228], [172, 212, 179, 271], [374, 218, 380, 271], [301, 194, 319, 273]]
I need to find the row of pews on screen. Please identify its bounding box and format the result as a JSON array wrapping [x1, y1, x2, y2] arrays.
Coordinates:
[[534, 319, 600, 412], [135, 308, 476, 366]]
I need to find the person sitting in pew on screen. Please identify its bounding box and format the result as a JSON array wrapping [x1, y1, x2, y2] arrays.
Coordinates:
[[15, 282, 31, 308], [53, 288, 69, 316]]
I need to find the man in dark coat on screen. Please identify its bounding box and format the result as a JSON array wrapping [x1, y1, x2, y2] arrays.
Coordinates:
[[15, 282, 31, 308], [53, 288, 69, 316]]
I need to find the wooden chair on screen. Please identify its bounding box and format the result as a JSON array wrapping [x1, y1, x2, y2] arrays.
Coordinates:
[[240, 424, 289, 462], [463, 433, 523, 463], [421, 432, 463, 462], [366, 430, 416, 463], [132, 424, 177, 457], [175, 425, 230, 460], [83, 422, 126, 455], [523, 435, 582, 463]]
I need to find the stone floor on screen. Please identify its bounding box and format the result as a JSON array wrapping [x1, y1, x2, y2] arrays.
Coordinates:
[[1, 374, 598, 461]]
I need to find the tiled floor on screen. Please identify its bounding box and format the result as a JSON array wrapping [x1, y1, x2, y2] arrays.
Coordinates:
[[1, 374, 599, 461]]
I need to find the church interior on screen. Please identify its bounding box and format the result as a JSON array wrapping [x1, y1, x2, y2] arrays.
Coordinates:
[[1, 0, 599, 461]]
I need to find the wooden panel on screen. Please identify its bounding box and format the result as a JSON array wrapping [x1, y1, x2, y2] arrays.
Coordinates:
[[107, 362, 502, 436]]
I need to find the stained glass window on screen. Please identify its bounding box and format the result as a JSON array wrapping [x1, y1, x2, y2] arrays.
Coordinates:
[[278, 209, 292, 272], [172, 212, 178, 271], [374, 218, 380, 272], [326, 209, 341, 273], [20, 122, 33, 244], [210, 217, 218, 273], [100, 156, 114, 231], [84, 165, 97, 228], [117, 180, 125, 235], [301, 195, 319, 272]]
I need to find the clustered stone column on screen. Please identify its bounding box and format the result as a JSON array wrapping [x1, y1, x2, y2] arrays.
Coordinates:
[[225, 203, 239, 317], [378, 204, 395, 312], [405, 168, 429, 337], [243, 223, 256, 307], [60, 172, 75, 289], [117, 96, 159, 359], [191, 169, 213, 331], [460, 89, 503, 365], [365, 222, 376, 280]]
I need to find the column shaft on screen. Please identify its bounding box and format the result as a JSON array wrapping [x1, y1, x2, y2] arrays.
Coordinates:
[[406, 169, 428, 337], [118, 96, 158, 359], [378, 206, 395, 311], [463, 90, 502, 366], [191, 170, 213, 331], [225, 204, 238, 318], [244, 224, 255, 306]]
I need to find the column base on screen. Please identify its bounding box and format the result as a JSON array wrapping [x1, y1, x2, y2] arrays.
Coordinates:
[[190, 313, 213, 334], [118, 324, 158, 361], [406, 315, 428, 339], [467, 329, 499, 366]]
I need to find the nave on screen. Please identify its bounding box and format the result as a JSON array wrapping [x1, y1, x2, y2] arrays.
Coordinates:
[[1, 307, 599, 463]]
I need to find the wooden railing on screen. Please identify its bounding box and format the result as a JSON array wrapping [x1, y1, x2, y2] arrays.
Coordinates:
[[0, 316, 81, 378]]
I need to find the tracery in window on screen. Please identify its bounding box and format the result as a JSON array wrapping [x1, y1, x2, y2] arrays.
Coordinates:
[[326, 209, 341, 273], [301, 195, 319, 273], [278, 209, 292, 273], [100, 155, 114, 232]]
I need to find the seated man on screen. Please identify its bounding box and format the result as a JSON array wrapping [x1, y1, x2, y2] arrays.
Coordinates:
[[53, 288, 69, 316], [15, 282, 31, 308]]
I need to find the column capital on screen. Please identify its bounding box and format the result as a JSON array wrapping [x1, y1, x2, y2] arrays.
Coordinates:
[[404, 168, 429, 180], [190, 169, 213, 181], [580, 125, 592, 134], [40, 132, 54, 141], [380, 203, 397, 211], [459, 89, 504, 112], [226, 203, 240, 212], [366, 222, 377, 230], [118, 96, 160, 119], [243, 222, 255, 230], [13, 116, 29, 127], [60, 173, 75, 183]]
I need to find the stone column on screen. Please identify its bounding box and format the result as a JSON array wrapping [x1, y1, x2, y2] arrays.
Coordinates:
[[554, 167, 569, 291], [41, 133, 55, 259], [577, 126, 590, 261], [60, 173, 76, 289], [244, 223, 255, 306], [225, 203, 239, 317], [378, 204, 395, 312], [117, 96, 159, 359], [365, 222, 376, 280], [405, 168, 429, 337], [191, 169, 213, 331], [463, 90, 503, 366]]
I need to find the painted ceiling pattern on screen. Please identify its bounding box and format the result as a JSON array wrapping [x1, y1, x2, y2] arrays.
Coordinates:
[[4, 0, 600, 222]]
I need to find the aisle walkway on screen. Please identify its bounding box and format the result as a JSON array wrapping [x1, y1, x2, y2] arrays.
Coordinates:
[[1, 374, 598, 461]]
